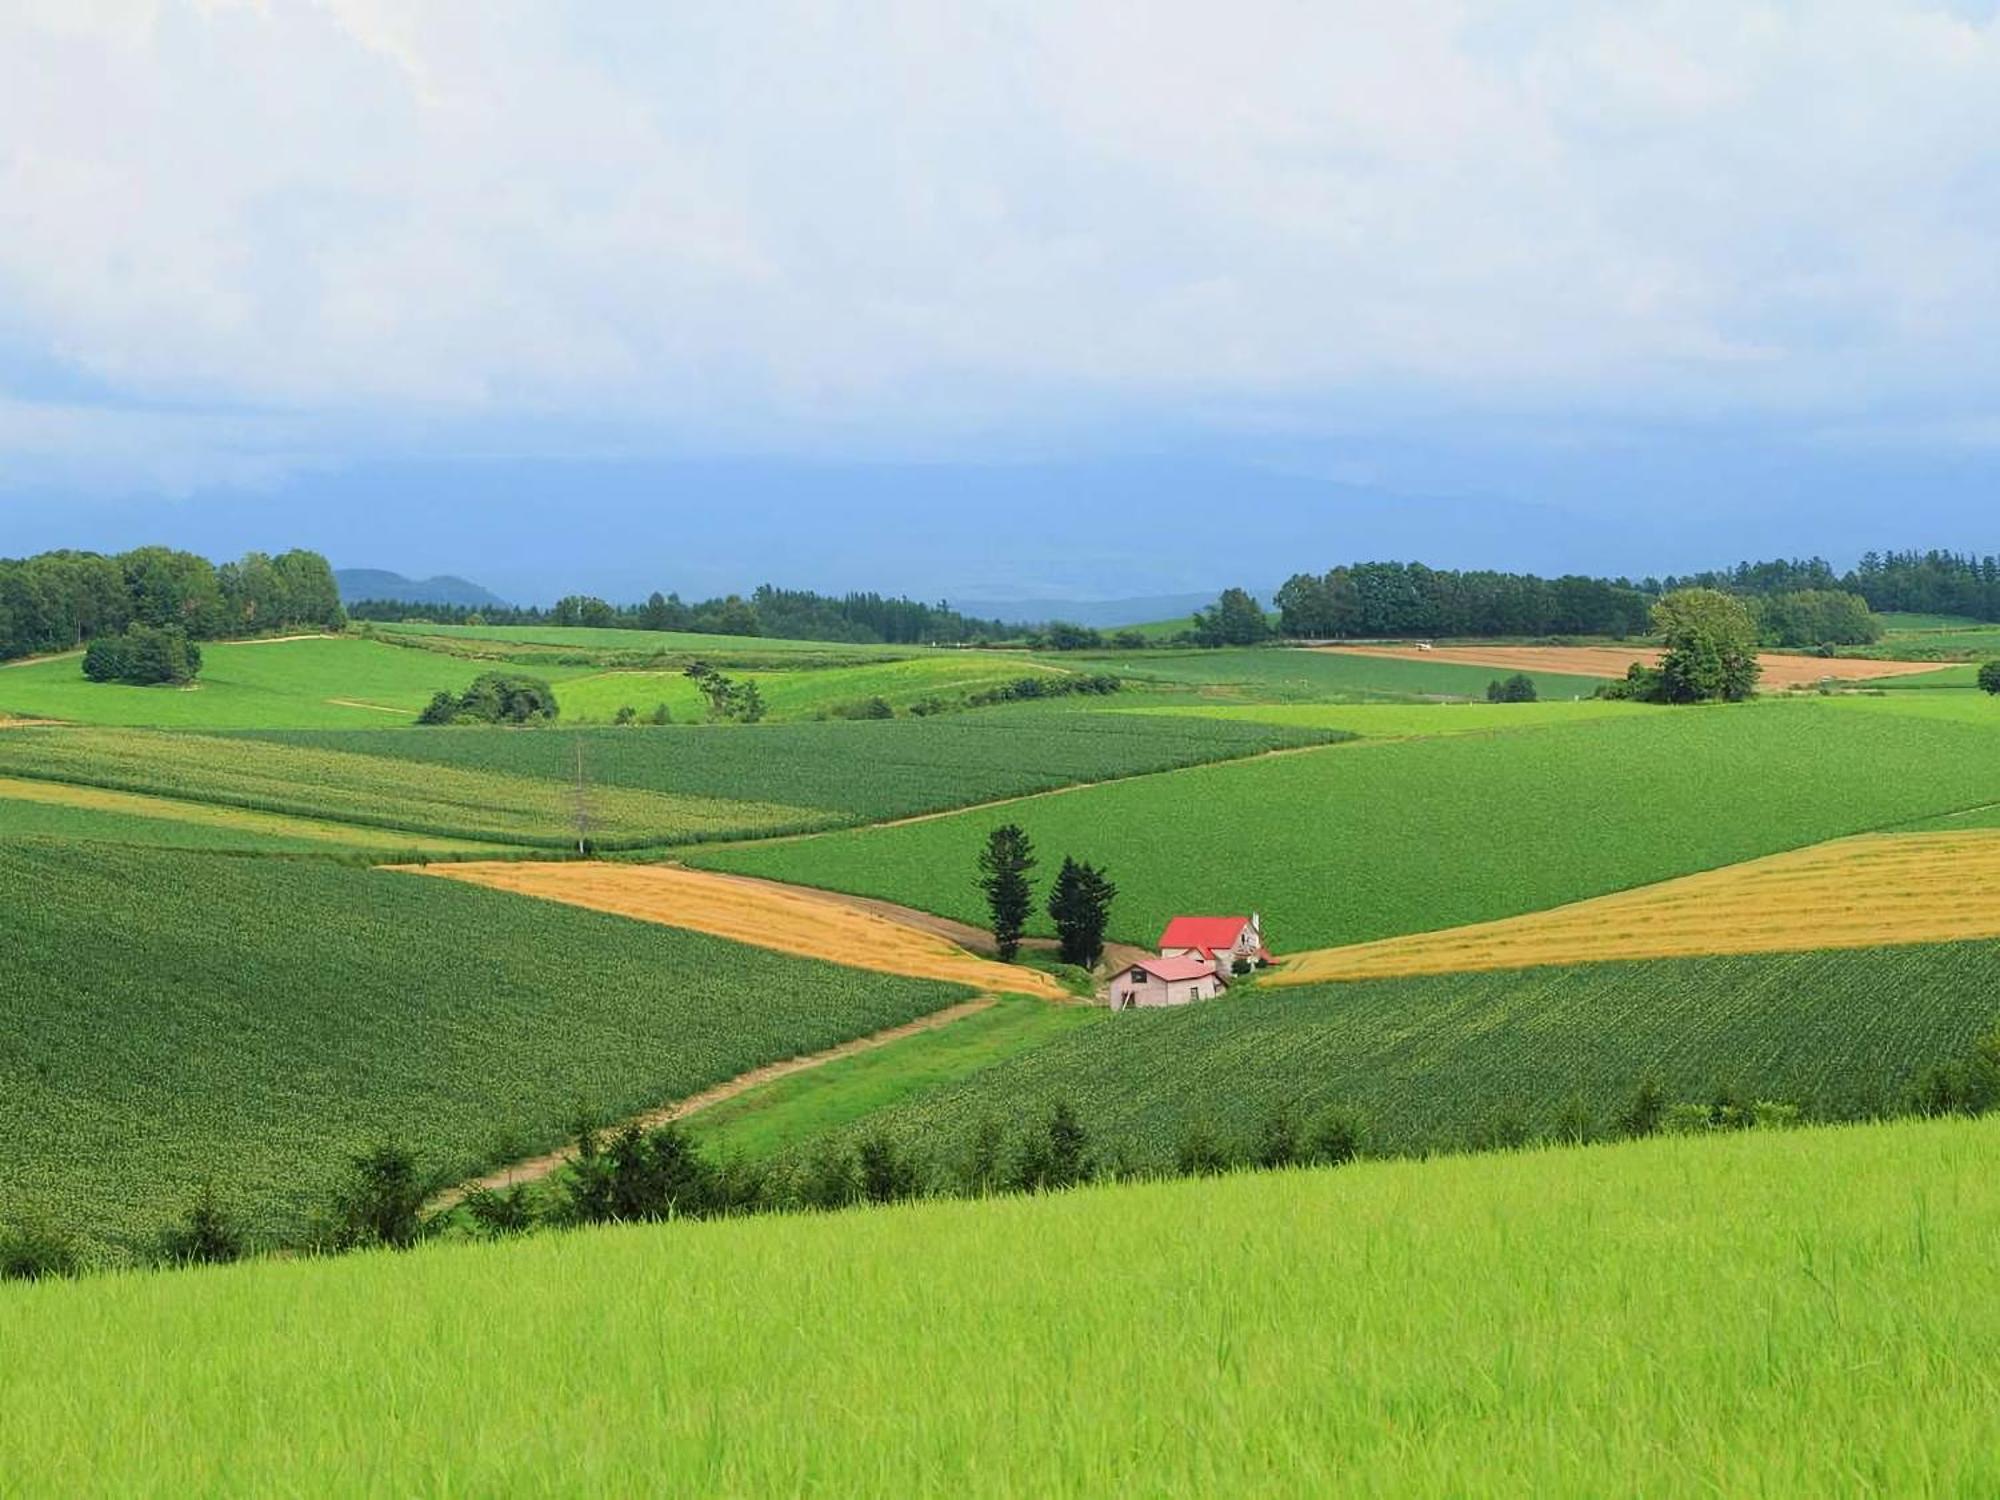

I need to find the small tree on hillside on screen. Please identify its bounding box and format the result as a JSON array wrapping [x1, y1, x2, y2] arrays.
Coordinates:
[[1979, 660, 2000, 696], [1190, 587, 1274, 647], [1486, 672, 1538, 703], [1047, 856, 1117, 968], [976, 824, 1037, 961]]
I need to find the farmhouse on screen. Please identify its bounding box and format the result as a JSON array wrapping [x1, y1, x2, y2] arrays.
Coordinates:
[[1158, 914, 1269, 977], [1108, 955, 1226, 1009]]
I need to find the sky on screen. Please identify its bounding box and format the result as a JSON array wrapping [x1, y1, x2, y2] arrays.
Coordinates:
[[4, 1, 2000, 604]]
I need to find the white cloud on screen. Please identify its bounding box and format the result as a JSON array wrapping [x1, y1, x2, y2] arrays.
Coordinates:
[[3, 0, 2000, 488]]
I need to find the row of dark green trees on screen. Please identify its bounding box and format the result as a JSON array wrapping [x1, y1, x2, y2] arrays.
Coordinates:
[[0, 546, 344, 662], [351, 583, 1021, 645]]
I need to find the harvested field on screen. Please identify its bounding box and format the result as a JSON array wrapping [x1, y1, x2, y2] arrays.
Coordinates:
[[1272, 829, 2000, 983], [1312, 643, 1953, 689], [409, 861, 1072, 999]]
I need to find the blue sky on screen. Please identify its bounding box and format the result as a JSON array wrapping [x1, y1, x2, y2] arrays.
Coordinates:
[[5, 2, 2000, 603]]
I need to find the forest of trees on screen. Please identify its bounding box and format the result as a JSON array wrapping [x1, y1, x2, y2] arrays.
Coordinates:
[[349, 583, 1020, 645], [1665, 551, 2000, 622], [1273, 563, 1657, 639], [0, 547, 345, 663]]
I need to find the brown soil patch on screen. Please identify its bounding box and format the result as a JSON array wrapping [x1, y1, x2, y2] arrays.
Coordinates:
[[1313, 643, 1952, 689], [405, 860, 1073, 999], [433, 997, 996, 1206], [1271, 829, 2000, 984]]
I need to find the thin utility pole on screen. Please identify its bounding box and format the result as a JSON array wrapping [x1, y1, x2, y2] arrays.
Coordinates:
[[572, 737, 592, 856]]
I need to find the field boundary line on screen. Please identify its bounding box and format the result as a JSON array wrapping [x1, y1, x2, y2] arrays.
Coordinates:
[[431, 997, 997, 1208]]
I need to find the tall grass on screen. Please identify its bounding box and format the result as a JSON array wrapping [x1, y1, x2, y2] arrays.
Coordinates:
[[2, 1117, 1995, 1494]]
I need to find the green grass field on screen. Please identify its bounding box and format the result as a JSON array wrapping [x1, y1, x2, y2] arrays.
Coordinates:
[[0, 727, 833, 848], [0, 843, 967, 1253], [368, 620, 932, 657], [1118, 698, 1659, 737], [554, 654, 1071, 722], [3, 1115, 1995, 1494], [0, 779, 507, 857], [1037, 645, 1612, 703], [692, 699, 2000, 949], [777, 940, 1999, 1171], [0, 636, 600, 728], [239, 714, 1338, 829], [685, 997, 1095, 1160]]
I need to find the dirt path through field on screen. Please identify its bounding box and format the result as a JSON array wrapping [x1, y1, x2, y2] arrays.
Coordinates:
[[1312, 643, 1953, 689], [403, 860, 1075, 999], [1271, 828, 2000, 983], [432, 997, 996, 1207], [324, 697, 411, 714]]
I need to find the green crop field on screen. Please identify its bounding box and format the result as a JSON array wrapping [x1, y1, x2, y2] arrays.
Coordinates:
[[0, 842, 967, 1254], [686, 997, 1096, 1160], [1118, 698, 1659, 737], [368, 620, 933, 657], [0, 780, 506, 857], [0, 635, 600, 729], [783, 940, 2000, 1171], [3, 1116, 1996, 1494], [693, 699, 2000, 949], [1036, 645, 1612, 703], [240, 714, 1338, 829], [554, 654, 1071, 723], [0, 727, 832, 848]]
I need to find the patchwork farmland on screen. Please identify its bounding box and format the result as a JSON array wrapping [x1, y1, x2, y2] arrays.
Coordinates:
[[9, 570, 2000, 1496]]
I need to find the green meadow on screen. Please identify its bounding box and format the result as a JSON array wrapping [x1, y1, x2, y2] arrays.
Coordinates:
[[1039, 645, 1612, 702], [0, 842, 965, 1253], [692, 699, 2000, 948], [0, 635, 597, 729], [554, 652, 1071, 722], [3, 1116, 1995, 1495], [368, 619, 930, 657]]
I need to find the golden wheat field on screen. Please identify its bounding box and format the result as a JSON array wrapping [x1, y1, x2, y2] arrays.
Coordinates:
[[1272, 829, 2000, 983], [407, 861, 1073, 999], [1312, 643, 1950, 688]]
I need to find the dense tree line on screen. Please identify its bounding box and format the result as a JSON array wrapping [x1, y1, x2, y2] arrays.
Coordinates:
[[0, 547, 344, 663], [1667, 551, 2000, 624], [1273, 563, 1655, 640], [350, 583, 1022, 645]]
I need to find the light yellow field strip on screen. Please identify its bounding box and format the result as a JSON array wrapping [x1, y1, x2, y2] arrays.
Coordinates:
[[0, 776, 508, 854], [409, 860, 1073, 1000], [1273, 829, 2000, 984]]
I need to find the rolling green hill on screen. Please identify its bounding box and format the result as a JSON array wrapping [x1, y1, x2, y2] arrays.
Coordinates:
[[692, 700, 2000, 949], [0, 842, 967, 1253], [1035, 645, 1611, 702], [3, 1116, 1995, 1494], [0, 635, 600, 729]]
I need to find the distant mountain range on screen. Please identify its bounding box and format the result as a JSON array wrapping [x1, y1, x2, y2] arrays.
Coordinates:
[[335, 569, 508, 608]]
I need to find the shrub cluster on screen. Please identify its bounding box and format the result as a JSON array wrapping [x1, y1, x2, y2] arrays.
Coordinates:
[[81, 624, 202, 686], [417, 672, 560, 725], [965, 673, 1121, 707]]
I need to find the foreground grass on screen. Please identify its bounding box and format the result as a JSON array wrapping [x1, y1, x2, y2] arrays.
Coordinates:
[[3, 1116, 1995, 1494], [696, 698, 2000, 949], [1, 843, 964, 1251]]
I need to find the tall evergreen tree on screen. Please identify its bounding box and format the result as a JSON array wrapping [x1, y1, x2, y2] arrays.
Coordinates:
[[1047, 856, 1117, 968], [976, 824, 1037, 961]]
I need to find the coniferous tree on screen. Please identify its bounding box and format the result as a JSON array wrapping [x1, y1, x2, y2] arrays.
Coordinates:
[[976, 824, 1037, 961], [1047, 856, 1117, 968]]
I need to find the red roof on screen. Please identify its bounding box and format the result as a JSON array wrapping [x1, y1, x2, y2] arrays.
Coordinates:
[[1125, 955, 1221, 983], [1158, 916, 1252, 955]]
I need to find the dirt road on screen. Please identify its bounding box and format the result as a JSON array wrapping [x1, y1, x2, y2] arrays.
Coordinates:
[[432, 997, 997, 1206]]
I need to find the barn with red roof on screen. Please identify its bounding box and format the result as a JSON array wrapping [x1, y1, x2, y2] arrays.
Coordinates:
[[1157, 913, 1268, 977]]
